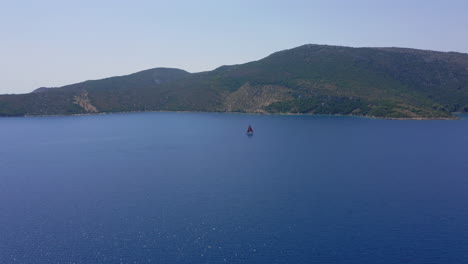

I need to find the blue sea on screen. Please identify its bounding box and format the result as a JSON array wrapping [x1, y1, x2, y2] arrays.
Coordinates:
[[1, 112, 468, 264]]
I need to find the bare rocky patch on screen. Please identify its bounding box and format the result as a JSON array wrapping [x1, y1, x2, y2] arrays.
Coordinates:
[[74, 90, 98, 113], [225, 83, 293, 113]]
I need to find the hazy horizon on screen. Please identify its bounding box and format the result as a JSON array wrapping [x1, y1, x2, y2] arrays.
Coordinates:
[[1, 0, 467, 94]]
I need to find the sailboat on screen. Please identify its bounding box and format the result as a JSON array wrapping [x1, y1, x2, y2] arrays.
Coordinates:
[[246, 125, 254, 136]]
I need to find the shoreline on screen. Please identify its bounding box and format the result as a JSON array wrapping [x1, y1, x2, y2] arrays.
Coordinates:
[[9, 110, 460, 120]]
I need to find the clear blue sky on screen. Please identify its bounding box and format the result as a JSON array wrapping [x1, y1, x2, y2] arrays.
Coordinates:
[[1, 0, 467, 94]]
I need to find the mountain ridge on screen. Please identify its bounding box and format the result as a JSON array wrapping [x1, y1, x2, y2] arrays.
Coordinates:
[[1, 44, 467, 118]]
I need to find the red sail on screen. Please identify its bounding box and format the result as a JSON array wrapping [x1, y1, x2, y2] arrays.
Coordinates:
[[247, 125, 253, 133]]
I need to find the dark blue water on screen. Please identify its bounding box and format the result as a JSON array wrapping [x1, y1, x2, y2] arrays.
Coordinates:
[[1, 112, 468, 264]]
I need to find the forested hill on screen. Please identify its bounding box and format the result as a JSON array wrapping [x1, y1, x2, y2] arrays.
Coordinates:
[[1, 44, 468, 118]]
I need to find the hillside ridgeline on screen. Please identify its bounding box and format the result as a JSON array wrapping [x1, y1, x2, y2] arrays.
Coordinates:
[[1, 44, 468, 119]]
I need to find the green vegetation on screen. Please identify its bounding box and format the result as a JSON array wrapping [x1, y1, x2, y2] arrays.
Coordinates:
[[266, 96, 370, 115], [0, 44, 467, 119]]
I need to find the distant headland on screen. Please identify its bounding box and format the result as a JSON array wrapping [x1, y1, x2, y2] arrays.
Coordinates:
[[1, 44, 467, 119]]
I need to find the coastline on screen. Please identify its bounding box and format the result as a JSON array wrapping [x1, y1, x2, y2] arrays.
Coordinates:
[[11, 109, 461, 120]]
